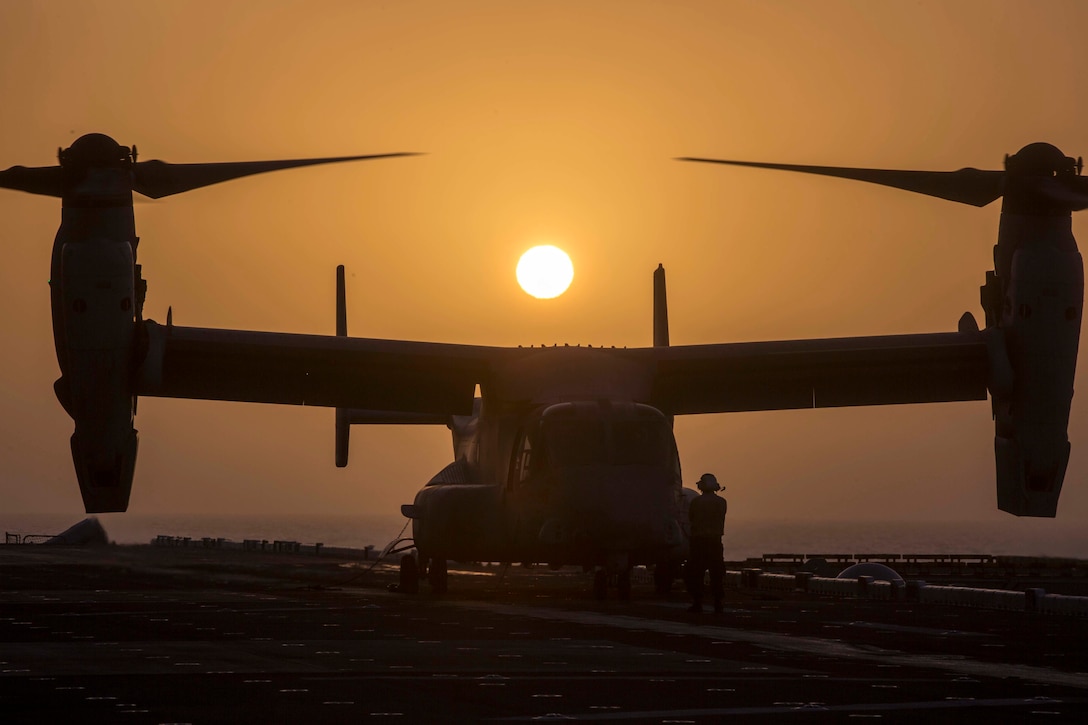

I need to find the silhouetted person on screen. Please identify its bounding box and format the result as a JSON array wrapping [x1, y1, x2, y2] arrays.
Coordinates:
[[687, 473, 727, 613]]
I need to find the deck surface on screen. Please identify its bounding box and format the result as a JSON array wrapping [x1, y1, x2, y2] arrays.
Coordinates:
[[1, 544, 1085, 723]]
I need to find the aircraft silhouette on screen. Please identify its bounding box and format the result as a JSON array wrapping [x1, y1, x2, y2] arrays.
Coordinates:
[[1, 135, 1082, 597]]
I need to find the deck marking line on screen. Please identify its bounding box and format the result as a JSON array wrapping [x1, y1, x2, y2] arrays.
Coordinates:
[[492, 697, 1088, 721], [447, 602, 1088, 690]]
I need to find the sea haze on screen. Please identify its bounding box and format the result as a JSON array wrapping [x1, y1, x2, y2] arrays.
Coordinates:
[[5, 514, 1087, 562]]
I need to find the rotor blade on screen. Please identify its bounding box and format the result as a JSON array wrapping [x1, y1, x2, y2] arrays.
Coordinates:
[[132, 152, 422, 199], [0, 165, 66, 198], [677, 157, 1006, 208]]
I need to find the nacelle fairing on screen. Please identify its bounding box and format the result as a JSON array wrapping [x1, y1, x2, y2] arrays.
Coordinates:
[[58, 237, 140, 512], [988, 213, 1083, 516], [49, 137, 142, 512], [980, 143, 1086, 517], [450, 398, 482, 464], [405, 397, 490, 560], [410, 484, 504, 563]]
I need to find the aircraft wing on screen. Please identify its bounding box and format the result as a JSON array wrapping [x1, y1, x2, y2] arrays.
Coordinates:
[[136, 321, 504, 416], [137, 322, 991, 417], [639, 330, 991, 415]]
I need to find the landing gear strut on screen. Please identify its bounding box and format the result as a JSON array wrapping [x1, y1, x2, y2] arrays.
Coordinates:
[[653, 562, 676, 595], [616, 569, 631, 601], [398, 553, 419, 594], [428, 557, 448, 594], [593, 569, 608, 600], [591, 566, 632, 601]]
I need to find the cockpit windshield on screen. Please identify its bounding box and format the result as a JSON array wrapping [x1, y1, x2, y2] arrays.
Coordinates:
[[611, 419, 674, 466], [542, 414, 675, 469], [545, 419, 606, 467]]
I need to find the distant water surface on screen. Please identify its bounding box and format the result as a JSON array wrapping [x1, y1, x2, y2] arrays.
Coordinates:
[[5, 514, 1086, 562]]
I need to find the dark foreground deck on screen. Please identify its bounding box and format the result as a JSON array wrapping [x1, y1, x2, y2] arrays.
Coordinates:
[[1, 544, 1085, 723]]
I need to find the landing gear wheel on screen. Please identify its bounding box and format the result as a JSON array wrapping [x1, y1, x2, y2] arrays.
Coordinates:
[[593, 569, 608, 600], [399, 553, 419, 594], [617, 569, 631, 601], [428, 557, 448, 594], [653, 563, 674, 595]]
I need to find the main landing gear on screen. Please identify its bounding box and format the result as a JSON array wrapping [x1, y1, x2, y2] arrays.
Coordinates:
[[398, 553, 448, 595], [398, 553, 419, 594], [653, 562, 679, 595], [592, 567, 632, 601]]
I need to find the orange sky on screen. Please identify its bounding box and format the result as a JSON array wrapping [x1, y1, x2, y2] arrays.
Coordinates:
[[2, 0, 1087, 531]]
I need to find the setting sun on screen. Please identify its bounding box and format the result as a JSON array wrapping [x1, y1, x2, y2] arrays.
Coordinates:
[[516, 245, 574, 299]]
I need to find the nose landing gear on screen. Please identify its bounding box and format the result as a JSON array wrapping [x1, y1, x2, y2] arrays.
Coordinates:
[[653, 561, 679, 595], [592, 567, 633, 600], [593, 569, 608, 600], [592, 555, 632, 601], [428, 557, 448, 594]]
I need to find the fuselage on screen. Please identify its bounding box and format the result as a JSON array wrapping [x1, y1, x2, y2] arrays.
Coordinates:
[[410, 398, 688, 570]]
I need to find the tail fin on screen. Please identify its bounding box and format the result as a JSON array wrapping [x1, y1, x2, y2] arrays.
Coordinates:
[[654, 263, 669, 347], [335, 265, 350, 467], [334, 265, 450, 468], [336, 264, 347, 337], [654, 264, 675, 428]]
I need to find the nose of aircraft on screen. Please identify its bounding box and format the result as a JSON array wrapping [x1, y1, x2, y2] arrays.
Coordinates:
[[544, 466, 681, 557]]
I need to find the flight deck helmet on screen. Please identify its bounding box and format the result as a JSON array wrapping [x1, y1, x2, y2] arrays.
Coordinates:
[[697, 473, 721, 492]]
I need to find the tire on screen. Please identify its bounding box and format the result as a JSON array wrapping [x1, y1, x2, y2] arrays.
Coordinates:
[[653, 563, 674, 595], [617, 569, 631, 601], [593, 569, 608, 600], [428, 557, 448, 594], [399, 553, 419, 594]]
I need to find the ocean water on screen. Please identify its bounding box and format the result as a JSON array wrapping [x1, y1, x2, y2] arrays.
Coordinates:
[[5, 513, 1087, 562]]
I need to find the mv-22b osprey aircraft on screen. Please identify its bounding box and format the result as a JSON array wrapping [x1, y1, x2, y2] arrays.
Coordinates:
[[2, 134, 1085, 597]]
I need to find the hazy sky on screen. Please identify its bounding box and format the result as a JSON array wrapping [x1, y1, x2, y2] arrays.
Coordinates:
[[2, 1, 1087, 530]]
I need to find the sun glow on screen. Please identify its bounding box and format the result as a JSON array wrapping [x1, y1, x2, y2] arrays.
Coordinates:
[[516, 245, 574, 299]]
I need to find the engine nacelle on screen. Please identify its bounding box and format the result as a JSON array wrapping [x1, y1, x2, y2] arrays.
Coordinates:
[[59, 239, 139, 512], [989, 215, 1083, 516]]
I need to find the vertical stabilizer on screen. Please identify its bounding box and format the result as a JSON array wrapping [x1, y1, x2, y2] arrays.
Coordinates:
[[654, 263, 669, 347], [654, 264, 675, 429], [335, 265, 350, 467], [336, 265, 347, 337]]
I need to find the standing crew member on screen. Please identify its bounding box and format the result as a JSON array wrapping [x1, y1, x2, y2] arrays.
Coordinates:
[[687, 473, 728, 613]]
